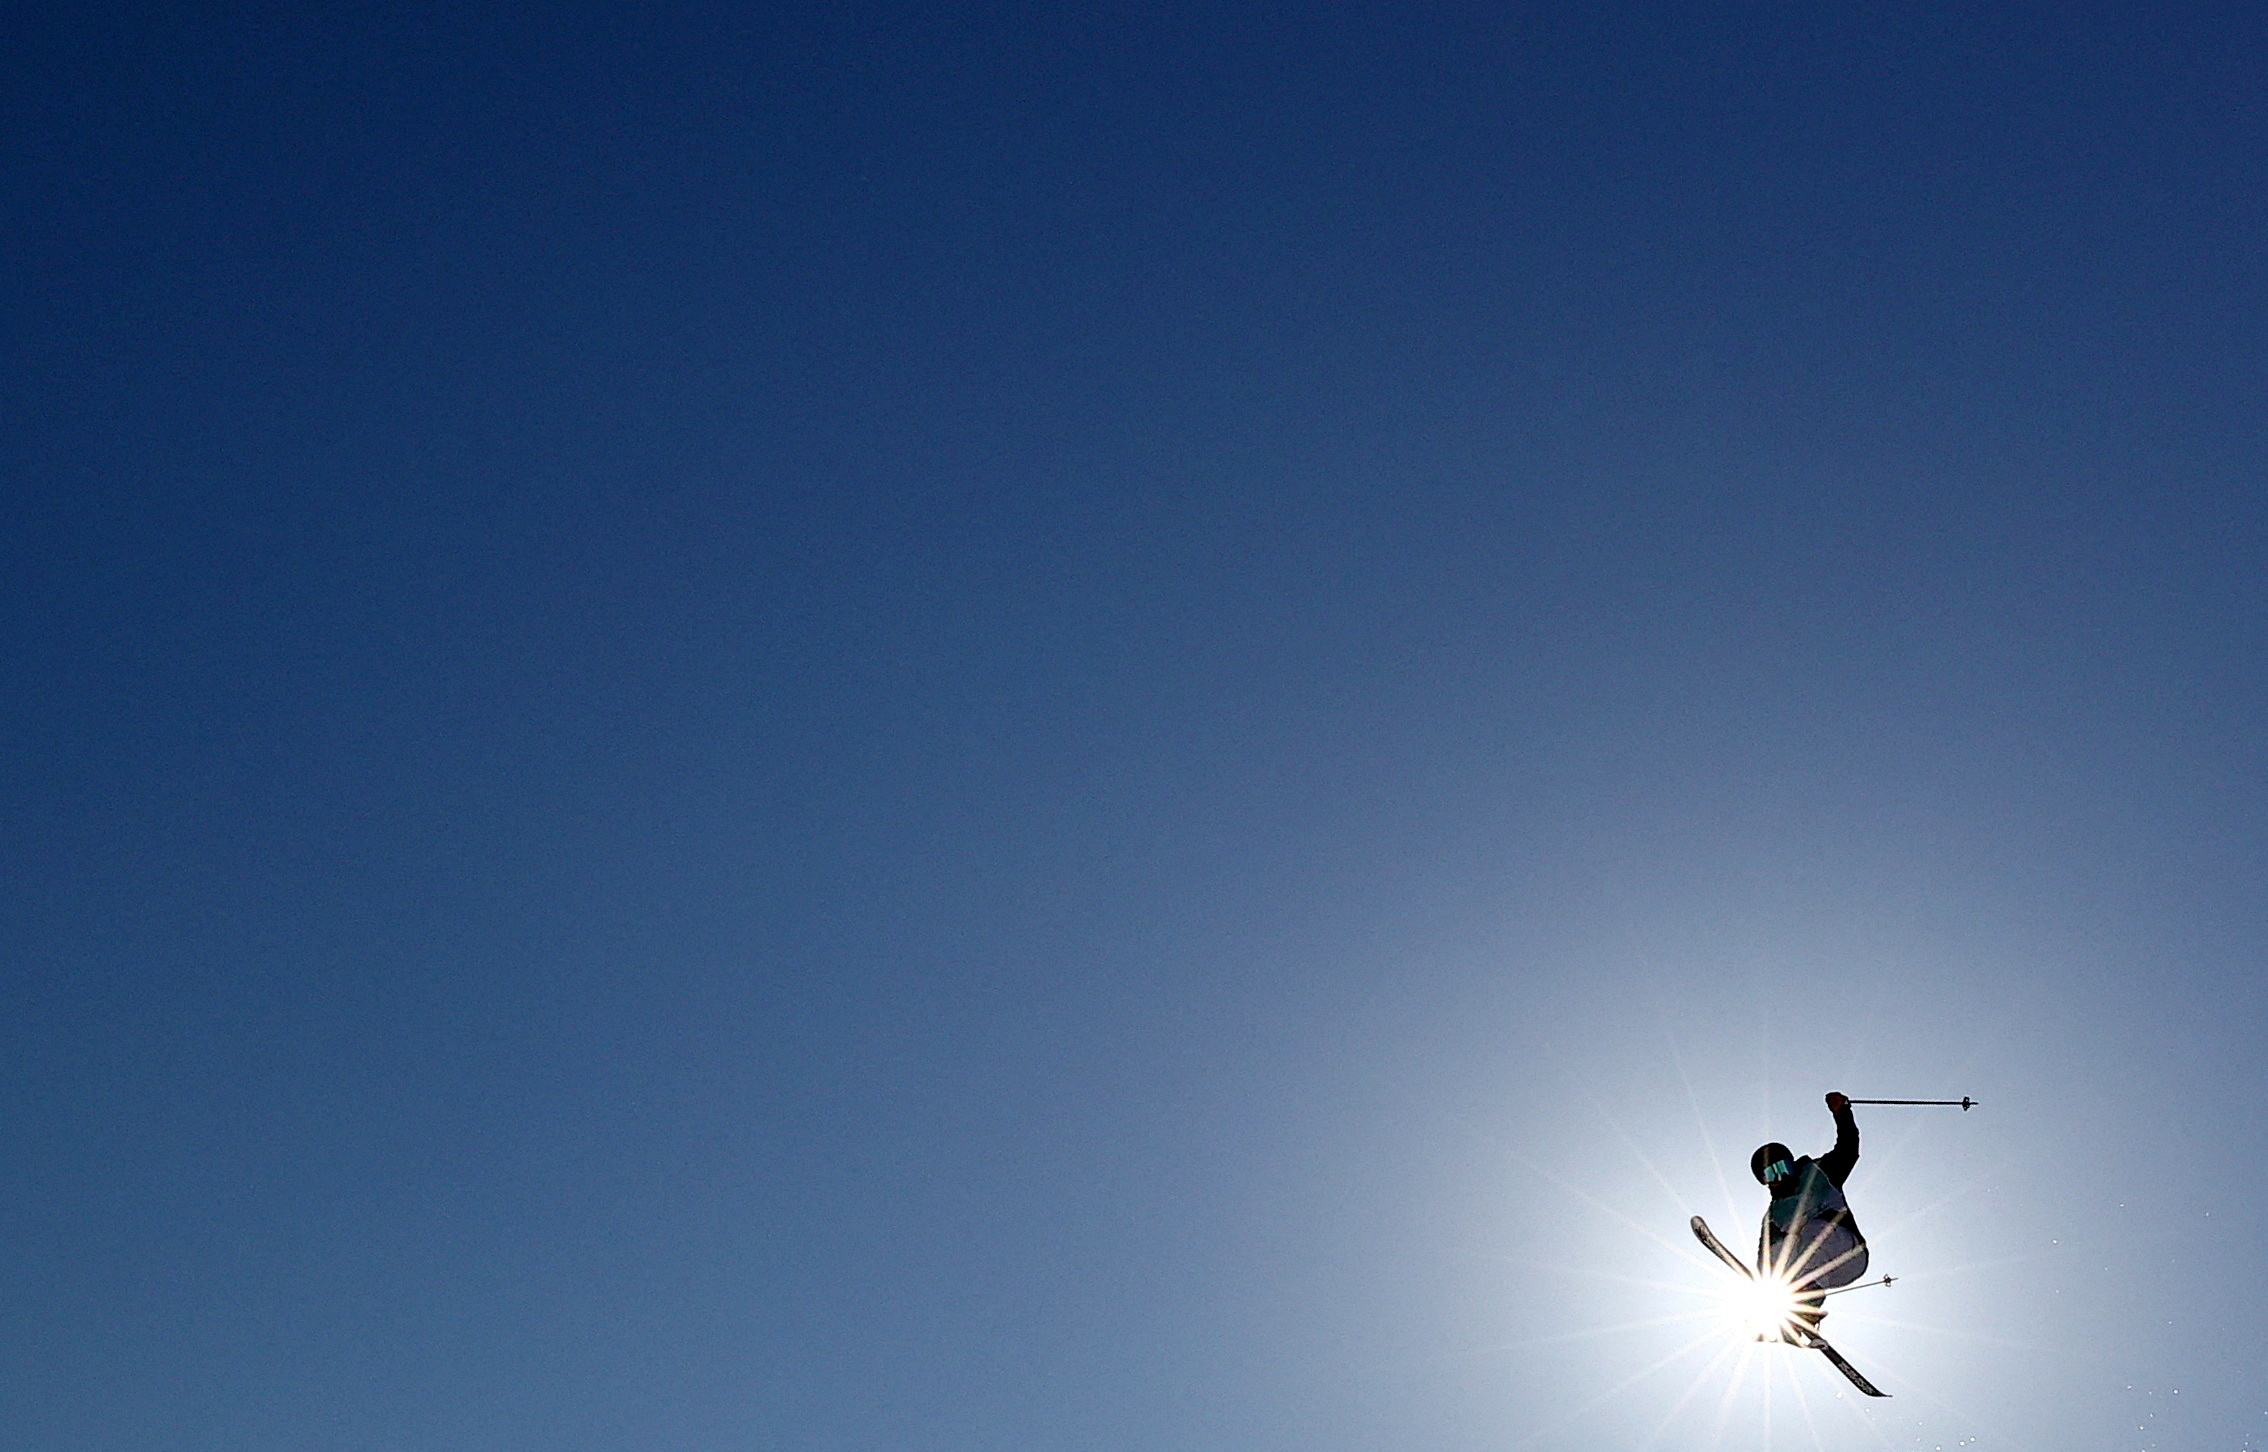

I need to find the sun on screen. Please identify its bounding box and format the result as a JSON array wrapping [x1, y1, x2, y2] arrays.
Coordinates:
[[1722, 1270, 1802, 1342]]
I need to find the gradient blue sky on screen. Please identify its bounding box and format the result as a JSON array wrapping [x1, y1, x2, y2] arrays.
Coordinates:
[[5, 4, 2265, 1448]]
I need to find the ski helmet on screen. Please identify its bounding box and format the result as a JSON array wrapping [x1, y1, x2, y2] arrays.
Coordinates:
[[1750, 1142, 1795, 1187]]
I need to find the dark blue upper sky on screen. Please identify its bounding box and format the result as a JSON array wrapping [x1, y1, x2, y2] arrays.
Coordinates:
[[5, 4, 2265, 1448]]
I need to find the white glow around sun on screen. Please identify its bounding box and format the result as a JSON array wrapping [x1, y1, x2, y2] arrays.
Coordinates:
[[1724, 1271, 1801, 1341]]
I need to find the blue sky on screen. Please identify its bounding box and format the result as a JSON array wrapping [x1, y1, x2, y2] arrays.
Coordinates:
[[5, 3, 2264, 1448]]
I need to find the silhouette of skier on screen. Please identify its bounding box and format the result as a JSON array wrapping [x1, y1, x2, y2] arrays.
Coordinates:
[[1749, 1091, 1869, 1335]]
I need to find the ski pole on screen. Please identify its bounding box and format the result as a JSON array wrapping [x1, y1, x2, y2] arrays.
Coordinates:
[[1822, 1276, 1896, 1296], [1845, 1097, 1977, 1110]]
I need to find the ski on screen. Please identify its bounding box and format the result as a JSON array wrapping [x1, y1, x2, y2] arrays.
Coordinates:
[[1689, 1215, 1752, 1278], [1791, 1326, 1889, 1398], [1689, 1215, 1890, 1397]]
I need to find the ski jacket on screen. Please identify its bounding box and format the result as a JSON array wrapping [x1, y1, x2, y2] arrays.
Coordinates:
[[1758, 1101, 1868, 1291], [1812, 1099, 1859, 1187]]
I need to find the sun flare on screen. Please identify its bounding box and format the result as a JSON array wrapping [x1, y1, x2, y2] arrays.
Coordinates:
[[1722, 1271, 1802, 1341]]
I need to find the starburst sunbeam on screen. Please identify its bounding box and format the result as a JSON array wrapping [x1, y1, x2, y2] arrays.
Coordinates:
[[1506, 1325, 1731, 1451]]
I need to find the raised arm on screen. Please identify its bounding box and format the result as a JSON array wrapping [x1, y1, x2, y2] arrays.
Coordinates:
[[1816, 1091, 1859, 1185]]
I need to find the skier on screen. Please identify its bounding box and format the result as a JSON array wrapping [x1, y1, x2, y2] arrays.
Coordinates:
[[1749, 1091, 1869, 1335]]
